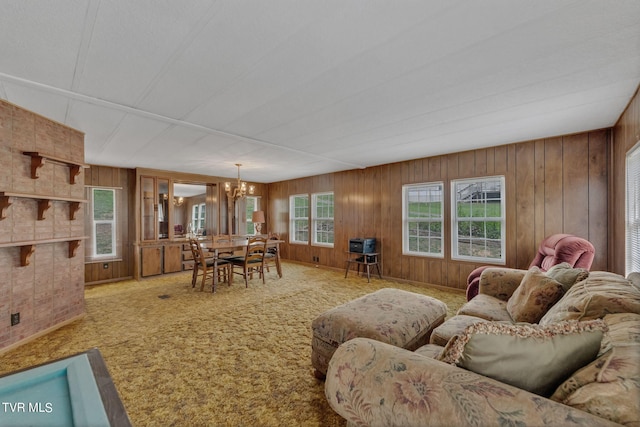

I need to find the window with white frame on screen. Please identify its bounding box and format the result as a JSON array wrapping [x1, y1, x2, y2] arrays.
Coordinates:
[[403, 182, 444, 257], [90, 187, 117, 258], [290, 195, 309, 244], [192, 203, 205, 233], [246, 196, 260, 235], [451, 176, 505, 263], [626, 142, 640, 275], [312, 192, 334, 246]]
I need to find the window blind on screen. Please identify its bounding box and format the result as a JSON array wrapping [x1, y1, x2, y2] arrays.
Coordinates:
[[627, 142, 640, 275]]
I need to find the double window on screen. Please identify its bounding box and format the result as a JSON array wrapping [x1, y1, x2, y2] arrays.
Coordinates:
[[402, 183, 443, 257], [290, 195, 309, 244], [401, 176, 506, 263], [289, 192, 334, 247], [451, 176, 505, 263]]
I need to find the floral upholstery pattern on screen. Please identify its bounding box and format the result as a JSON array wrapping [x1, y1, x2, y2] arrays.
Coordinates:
[[311, 288, 447, 376], [325, 338, 620, 427], [540, 271, 640, 325], [551, 313, 640, 426], [478, 267, 526, 301], [456, 294, 512, 322], [429, 314, 488, 347], [324, 271, 639, 426], [506, 266, 565, 323]]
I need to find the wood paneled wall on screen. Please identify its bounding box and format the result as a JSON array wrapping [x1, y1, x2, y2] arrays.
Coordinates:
[[84, 165, 135, 285], [268, 129, 610, 291], [612, 87, 640, 274]]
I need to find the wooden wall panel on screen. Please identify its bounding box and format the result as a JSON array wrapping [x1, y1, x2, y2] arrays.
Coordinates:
[[563, 134, 590, 237], [269, 128, 612, 291], [612, 87, 640, 274], [84, 165, 134, 285], [515, 141, 536, 269], [544, 137, 564, 235], [587, 130, 609, 271]]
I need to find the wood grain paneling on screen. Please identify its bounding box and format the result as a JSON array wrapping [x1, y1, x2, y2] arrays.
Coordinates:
[[84, 165, 135, 284], [612, 87, 640, 274], [269, 129, 612, 291]]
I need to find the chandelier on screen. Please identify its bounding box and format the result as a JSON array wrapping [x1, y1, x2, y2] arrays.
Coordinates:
[[225, 164, 255, 201]]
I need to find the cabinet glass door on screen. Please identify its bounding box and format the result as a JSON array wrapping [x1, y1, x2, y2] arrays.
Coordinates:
[[158, 179, 169, 239], [141, 176, 155, 241]]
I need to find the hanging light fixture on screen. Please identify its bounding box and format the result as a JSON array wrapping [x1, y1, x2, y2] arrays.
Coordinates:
[[225, 164, 255, 201]]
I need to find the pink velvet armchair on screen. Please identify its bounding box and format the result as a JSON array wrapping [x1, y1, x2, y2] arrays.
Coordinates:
[[465, 234, 595, 300]]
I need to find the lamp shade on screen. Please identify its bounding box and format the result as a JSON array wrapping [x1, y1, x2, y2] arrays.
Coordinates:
[[252, 210, 265, 224]]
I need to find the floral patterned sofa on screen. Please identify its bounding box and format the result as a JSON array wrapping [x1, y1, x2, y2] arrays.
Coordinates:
[[325, 267, 640, 427]]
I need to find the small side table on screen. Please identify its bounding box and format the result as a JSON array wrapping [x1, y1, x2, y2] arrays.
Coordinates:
[[344, 252, 382, 283]]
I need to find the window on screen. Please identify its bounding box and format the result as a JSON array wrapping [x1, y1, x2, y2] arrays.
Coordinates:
[[312, 192, 334, 247], [246, 196, 260, 235], [90, 187, 116, 258], [627, 142, 640, 275], [403, 183, 444, 257], [192, 203, 205, 233], [452, 176, 505, 263], [290, 195, 309, 244]]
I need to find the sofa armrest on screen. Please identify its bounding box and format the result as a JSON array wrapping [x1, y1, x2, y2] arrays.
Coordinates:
[[478, 267, 527, 301], [325, 338, 618, 427]]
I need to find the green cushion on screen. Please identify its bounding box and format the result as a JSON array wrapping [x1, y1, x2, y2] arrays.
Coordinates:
[[439, 320, 606, 396], [545, 262, 589, 292]]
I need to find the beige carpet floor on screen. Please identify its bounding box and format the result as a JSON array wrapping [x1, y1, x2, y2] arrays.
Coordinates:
[[0, 262, 465, 426]]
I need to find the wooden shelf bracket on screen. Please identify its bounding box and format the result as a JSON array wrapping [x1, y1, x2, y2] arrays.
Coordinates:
[[68, 240, 81, 258], [69, 201, 82, 221], [22, 152, 88, 184], [0, 195, 11, 220], [20, 245, 35, 267], [27, 153, 45, 179], [37, 199, 52, 221]]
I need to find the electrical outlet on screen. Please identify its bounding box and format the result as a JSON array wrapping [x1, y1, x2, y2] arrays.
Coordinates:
[[10, 313, 19, 326]]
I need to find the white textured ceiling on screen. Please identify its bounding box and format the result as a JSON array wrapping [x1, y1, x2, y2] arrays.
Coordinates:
[[1, 0, 639, 183]]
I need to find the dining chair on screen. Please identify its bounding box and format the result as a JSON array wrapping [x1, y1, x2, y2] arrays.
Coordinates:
[[213, 234, 236, 260], [229, 236, 267, 287], [263, 232, 280, 276], [188, 238, 231, 292]]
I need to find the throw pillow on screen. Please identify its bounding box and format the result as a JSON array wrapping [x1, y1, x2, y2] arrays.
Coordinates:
[[550, 313, 640, 426], [545, 262, 589, 292], [438, 320, 606, 397], [540, 271, 640, 325], [506, 267, 565, 323]]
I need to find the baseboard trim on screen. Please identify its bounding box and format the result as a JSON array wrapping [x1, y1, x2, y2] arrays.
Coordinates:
[[0, 312, 86, 355]]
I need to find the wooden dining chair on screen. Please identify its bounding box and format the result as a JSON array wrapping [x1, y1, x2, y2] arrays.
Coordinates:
[[213, 234, 236, 260], [263, 232, 280, 276], [188, 238, 230, 292], [229, 236, 267, 287]]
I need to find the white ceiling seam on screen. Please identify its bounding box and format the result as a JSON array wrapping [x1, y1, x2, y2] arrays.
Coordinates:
[[0, 0, 638, 182]]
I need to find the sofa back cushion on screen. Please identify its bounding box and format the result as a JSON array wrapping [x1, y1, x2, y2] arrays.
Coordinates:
[[550, 313, 640, 426], [539, 271, 640, 325], [438, 320, 606, 397], [544, 262, 589, 292], [506, 267, 565, 323]]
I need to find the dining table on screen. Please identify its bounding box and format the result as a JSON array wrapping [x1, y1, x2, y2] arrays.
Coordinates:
[[202, 238, 284, 287]]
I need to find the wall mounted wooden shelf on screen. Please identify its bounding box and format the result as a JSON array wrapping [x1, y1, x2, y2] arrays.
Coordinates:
[[0, 237, 88, 266], [22, 152, 89, 184], [0, 192, 87, 221]]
